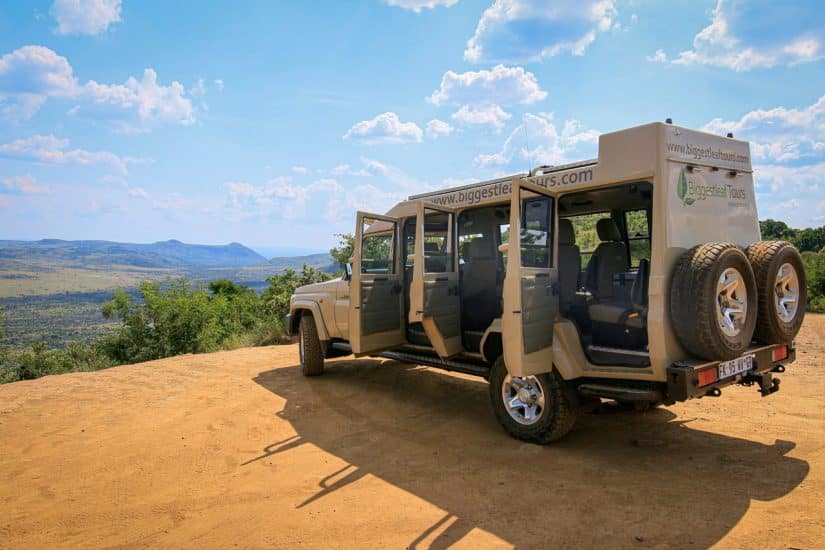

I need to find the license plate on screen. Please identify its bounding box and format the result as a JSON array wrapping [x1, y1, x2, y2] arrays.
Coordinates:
[[718, 354, 754, 379]]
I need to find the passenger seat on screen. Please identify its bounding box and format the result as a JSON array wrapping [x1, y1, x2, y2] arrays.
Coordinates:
[[557, 219, 580, 313], [585, 218, 629, 300]]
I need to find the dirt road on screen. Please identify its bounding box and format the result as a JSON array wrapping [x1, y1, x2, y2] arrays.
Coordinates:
[[1, 317, 823, 548]]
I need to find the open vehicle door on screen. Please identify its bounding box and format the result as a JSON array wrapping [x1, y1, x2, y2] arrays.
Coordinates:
[[409, 202, 462, 358], [349, 212, 405, 356], [502, 179, 558, 377]]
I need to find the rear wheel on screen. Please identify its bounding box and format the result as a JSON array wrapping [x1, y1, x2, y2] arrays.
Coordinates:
[[670, 243, 758, 360], [488, 356, 577, 444], [299, 314, 324, 376], [747, 240, 806, 344]]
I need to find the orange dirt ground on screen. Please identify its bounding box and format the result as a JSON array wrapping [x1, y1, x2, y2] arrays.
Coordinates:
[[1, 316, 823, 549]]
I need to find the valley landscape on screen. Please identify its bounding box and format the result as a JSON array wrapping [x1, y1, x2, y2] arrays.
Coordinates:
[[0, 239, 336, 348]]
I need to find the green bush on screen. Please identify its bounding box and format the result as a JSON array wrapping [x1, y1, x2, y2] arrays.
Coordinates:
[[802, 250, 825, 313], [0, 341, 113, 383], [0, 264, 335, 384]]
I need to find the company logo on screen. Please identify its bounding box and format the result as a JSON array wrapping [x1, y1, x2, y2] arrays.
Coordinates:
[[676, 167, 745, 206]]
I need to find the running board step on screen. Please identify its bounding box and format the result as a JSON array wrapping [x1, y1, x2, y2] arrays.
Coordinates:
[[378, 350, 490, 378], [577, 383, 662, 402]]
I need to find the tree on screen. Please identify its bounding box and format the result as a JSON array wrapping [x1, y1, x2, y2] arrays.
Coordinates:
[[261, 264, 331, 335], [760, 219, 795, 240], [0, 305, 4, 341], [330, 233, 354, 274]]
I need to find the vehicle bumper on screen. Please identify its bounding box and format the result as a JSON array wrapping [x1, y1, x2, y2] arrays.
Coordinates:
[[666, 342, 795, 403]]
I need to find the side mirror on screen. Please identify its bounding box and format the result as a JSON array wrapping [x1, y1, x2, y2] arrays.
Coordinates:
[[345, 262, 353, 280]]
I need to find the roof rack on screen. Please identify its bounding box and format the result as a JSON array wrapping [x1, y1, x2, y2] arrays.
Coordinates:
[[408, 173, 527, 200], [529, 159, 598, 176]]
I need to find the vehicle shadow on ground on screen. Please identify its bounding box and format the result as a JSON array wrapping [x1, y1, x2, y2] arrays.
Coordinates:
[[252, 358, 809, 548]]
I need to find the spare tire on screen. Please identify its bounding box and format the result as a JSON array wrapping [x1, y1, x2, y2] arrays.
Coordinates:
[[746, 240, 806, 344], [670, 243, 757, 361]]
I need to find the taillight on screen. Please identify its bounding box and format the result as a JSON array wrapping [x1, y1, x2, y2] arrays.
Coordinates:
[[772, 345, 788, 362], [698, 367, 718, 387]]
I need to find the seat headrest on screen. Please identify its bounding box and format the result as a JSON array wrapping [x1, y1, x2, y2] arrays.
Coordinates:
[[596, 218, 621, 242], [424, 242, 439, 253], [558, 219, 575, 245], [466, 238, 491, 260]]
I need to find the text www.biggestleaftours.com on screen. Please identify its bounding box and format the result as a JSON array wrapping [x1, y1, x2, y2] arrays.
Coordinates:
[[666, 141, 749, 164]]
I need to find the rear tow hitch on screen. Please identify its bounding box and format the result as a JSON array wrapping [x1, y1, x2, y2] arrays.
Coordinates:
[[741, 372, 781, 396]]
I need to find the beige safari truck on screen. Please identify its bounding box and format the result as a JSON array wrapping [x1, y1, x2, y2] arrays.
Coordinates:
[[286, 121, 807, 443]]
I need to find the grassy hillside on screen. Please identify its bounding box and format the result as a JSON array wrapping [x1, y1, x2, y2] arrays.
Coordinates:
[[0, 239, 266, 268]]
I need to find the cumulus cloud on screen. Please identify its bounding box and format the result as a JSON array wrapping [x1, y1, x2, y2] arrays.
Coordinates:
[[128, 187, 148, 199], [0, 134, 132, 175], [384, 0, 458, 12], [1, 174, 49, 195], [425, 119, 454, 138], [292, 165, 309, 174], [703, 94, 825, 162], [651, 0, 824, 71], [464, 0, 617, 63], [428, 65, 546, 106], [451, 104, 511, 131], [704, 95, 825, 226], [343, 112, 423, 144], [0, 45, 197, 131], [51, 0, 122, 36], [474, 113, 599, 167], [224, 158, 429, 224]]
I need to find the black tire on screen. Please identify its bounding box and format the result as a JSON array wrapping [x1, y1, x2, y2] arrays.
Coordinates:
[[747, 240, 807, 344], [670, 243, 758, 361], [299, 314, 324, 376], [488, 356, 577, 444]]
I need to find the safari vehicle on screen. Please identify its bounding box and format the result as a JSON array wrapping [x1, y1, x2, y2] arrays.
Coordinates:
[[286, 121, 806, 443]]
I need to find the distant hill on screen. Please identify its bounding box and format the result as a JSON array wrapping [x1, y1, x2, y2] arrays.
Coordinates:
[[0, 239, 266, 268], [261, 253, 337, 273]]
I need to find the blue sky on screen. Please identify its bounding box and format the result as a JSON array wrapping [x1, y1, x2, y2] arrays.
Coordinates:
[[1, 0, 823, 255]]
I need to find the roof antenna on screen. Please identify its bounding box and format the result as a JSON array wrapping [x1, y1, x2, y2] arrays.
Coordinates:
[[522, 114, 532, 176]]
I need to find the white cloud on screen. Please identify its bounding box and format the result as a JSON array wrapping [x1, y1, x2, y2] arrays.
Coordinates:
[[52, 0, 121, 36], [128, 187, 148, 199], [385, 0, 458, 12], [213, 79, 224, 92], [464, 0, 617, 63], [0, 45, 197, 131], [646, 49, 667, 63], [428, 65, 546, 106], [1, 174, 49, 195], [224, 158, 429, 224], [703, 94, 825, 162], [0, 134, 133, 175], [292, 165, 309, 174], [658, 0, 824, 71], [451, 104, 511, 131], [705, 95, 825, 227], [425, 119, 454, 138], [343, 112, 423, 144], [0, 197, 10, 207], [474, 113, 599, 167]]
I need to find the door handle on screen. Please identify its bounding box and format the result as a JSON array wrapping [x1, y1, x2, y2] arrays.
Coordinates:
[[435, 276, 448, 282], [447, 285, 459, 296], [546, 282, 559, 296]]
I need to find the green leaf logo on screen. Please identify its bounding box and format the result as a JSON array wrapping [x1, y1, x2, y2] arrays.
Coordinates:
[[677, 168, 688, 204]]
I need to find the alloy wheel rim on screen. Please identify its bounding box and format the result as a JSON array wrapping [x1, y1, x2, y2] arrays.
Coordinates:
[[774, 262, 800, 322], [716, 267, 748, 337], [501, 373, 545, 426]]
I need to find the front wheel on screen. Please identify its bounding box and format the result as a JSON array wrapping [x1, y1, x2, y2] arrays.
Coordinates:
[[299, 314, 324, 376], [488, 357, 577, 444]]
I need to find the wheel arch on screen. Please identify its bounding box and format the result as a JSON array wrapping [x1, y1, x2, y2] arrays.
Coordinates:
[[290, 300, 331, 342]]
